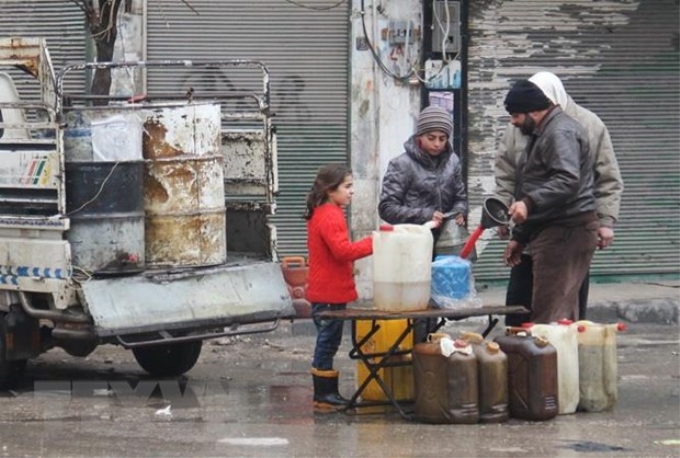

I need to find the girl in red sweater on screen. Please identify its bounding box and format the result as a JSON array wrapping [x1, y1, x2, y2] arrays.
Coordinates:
[[305, 163, 373, 411]]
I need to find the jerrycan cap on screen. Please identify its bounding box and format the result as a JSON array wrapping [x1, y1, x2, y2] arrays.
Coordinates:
[[557, 319, 573, 325], [521, 322, 535, 329], [453, 339, 469, 348], [534, 336, 550, 347], [379, 224, 394, 232], [577, 324, 586, 333], [486, 342, 500, 354], [616, 322, 628, 332]]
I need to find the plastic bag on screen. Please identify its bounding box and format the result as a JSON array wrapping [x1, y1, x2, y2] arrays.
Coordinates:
[[434, 220, 477, 261], [91, 114, 143, 162], [430, 255, 482, 310]]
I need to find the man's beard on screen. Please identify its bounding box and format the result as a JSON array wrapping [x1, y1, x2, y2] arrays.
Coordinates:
[[519, 116, 536, 136]]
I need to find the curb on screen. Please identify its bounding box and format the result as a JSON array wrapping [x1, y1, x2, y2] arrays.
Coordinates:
[[587, 298, 679, 325]]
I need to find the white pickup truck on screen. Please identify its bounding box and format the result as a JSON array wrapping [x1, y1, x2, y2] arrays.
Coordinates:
[[0, 37, 294, 387]]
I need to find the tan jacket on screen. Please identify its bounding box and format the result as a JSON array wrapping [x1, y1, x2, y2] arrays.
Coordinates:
[[494, 95, 623, 227]]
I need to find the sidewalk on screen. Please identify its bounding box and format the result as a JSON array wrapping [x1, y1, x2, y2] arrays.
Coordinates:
[[476, 279, 680, 325]]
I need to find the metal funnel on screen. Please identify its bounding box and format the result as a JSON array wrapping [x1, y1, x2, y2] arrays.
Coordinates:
[[459, 197, 510, 259], [480, 197, 510, 229]]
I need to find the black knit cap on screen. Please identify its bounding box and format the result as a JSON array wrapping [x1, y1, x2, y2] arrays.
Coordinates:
[[504, 79, 553, 114]]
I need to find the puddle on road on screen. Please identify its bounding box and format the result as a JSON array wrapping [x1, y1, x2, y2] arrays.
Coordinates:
[[561, 441, 630, 453]]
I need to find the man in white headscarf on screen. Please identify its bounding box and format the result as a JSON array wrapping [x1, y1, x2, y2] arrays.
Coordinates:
[[495, 71, 624, 325]]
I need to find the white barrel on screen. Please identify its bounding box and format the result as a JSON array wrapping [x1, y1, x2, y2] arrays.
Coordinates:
[[372, 224, 433, 312], [530, 321, 580, 414]]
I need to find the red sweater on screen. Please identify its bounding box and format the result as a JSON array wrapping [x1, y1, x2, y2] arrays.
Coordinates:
[[306, 203, 373, 304]]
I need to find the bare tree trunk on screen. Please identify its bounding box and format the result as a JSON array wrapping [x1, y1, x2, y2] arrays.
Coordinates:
[[88, 0, 123, 104]]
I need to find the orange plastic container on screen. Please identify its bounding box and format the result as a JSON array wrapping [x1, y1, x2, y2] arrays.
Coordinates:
[[280, 256, 311, 318]]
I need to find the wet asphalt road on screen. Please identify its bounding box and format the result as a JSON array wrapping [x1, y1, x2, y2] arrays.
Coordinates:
[[0, 322, 678, 457]]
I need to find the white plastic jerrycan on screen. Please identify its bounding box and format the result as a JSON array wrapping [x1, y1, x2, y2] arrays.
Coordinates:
[[527, 320, 581, 414], [575, 320, 627, 412], [372, 224, 433, 312]]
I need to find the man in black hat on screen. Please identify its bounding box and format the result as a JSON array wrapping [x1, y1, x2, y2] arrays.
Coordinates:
[[502, 79, 599, 323]]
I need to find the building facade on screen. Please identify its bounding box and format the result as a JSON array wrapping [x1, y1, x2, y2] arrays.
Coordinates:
[[1, 0, 677, 295]]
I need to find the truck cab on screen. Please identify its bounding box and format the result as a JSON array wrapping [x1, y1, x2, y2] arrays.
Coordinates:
[[0, 37, 294, 386]]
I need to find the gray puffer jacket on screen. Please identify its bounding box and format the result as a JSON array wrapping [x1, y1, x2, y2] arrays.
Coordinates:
[[379, 136, 468, 224]]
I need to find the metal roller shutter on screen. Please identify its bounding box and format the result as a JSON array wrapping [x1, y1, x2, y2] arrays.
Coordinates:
[[467, 0, 679, 281], [0, 1, 86, 100], [145, 0, 350, 257]]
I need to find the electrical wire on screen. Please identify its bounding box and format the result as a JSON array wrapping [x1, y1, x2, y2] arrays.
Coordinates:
[[359, 0, 414, 83], [283, 0, 346, 11], [433, 0, 453, 62], [66, 161, 120, 216]]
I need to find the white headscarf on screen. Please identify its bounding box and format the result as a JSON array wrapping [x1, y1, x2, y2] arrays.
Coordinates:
[[529, 71, 569, 108]]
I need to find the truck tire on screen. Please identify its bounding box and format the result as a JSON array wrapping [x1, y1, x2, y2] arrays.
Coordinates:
[[0, 316, 27, 389], [132, 341, 202, 376]]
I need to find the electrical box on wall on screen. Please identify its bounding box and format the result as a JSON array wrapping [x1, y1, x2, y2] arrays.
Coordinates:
[[424, 59, 461, 90], [381, 21, 420, 45], [431, 0, 461, 55]]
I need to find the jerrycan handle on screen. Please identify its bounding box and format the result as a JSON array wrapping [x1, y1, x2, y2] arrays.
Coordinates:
[[427, 332, 452, 343], [506, 326, 530, 336], [281, 256, 306, 268]]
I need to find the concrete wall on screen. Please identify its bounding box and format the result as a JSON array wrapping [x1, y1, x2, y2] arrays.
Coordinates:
[[349, 0, 423, 300]]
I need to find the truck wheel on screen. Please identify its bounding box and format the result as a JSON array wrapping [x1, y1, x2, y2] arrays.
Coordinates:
[[0, 334, 27, 389], [132, 341, 202, 376]]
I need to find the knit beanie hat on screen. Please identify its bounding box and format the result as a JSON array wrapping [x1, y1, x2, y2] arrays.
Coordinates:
[[415, 106, 453, 137], [504, 79, 553, 114]]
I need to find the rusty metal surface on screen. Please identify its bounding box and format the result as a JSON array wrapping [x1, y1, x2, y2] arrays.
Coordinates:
[[0, 37, 41, 77], [145, 210, 226, 268], [222, 130, 268, 196], [144, 155, 224, 214], [141, 100, 227, 267], [142, 102, 221, 159], [144, 155, 226, 267]]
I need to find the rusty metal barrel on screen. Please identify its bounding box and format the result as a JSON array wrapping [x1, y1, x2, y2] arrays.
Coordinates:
[[63, 108, 145, 275], [142, 102, 227, 268]]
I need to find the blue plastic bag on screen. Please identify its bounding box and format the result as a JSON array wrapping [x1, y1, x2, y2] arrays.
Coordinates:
[[431, 255, 482, 309]]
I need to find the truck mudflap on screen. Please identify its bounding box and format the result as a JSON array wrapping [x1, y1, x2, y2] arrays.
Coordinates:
[[79, 261, 295, 338]]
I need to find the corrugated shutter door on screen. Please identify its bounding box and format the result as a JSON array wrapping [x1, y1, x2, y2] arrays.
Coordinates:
[[468, 0, 679, 281], [145, 0, 350, 257], [0, 1, 86, 100]]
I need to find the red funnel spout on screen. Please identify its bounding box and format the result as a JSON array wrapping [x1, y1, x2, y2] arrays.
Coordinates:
[[460, 225, 484, 259]]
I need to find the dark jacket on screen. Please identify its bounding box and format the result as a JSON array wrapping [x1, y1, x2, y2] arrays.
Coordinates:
[[513, 107, 596, 244], [379, 136, 468, 224]]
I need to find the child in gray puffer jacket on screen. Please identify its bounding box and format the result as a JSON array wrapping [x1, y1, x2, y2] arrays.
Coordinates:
[[379, 105, 468, 242]]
